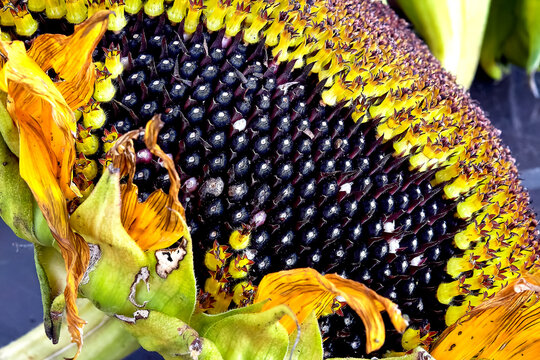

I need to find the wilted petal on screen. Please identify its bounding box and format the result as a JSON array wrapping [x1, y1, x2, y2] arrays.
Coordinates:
[[27, 10, 110, 110], [254, 268, 408, 354], [0, 40, 88, 356], [110, 115, 188, 251], [0, 12, 110, 357], [121, 183, 187, 251], [430, 273, 540, 360]]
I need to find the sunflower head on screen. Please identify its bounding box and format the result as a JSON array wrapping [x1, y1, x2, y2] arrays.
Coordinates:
[[0, 0, 539, 359]]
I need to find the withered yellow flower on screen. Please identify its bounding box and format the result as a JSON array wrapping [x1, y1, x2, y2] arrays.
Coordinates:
[[0, 0, 538, 359]]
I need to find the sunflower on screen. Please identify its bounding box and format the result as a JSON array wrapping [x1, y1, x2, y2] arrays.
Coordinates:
[[0, 0, 538, 359]]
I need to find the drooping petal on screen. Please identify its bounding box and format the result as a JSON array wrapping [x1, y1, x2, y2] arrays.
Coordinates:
[[253, 268, 408, 354], [325, 274, 409, 344], [0, 40, 88, 356], [430, 273, 540, 360], [109, 115, 188, 251], [0, 40, 77, 197], [0, 12, 109, 358], [27, 10, 110, 110]]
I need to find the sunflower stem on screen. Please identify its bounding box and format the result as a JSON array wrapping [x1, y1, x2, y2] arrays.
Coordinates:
[[0, 299, 140, 360]]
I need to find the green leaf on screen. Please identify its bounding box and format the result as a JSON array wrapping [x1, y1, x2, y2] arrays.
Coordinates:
[[285, 311, 323, 360], [200, 305, 292, 360]]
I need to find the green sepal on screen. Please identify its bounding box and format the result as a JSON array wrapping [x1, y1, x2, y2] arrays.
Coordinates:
[[286, 311, 323, 360], [189, 301, 266, 334], [199, 304, 293, 360], [71, 167, 197, 323], [0, 112, 37, 244], [192, 301, 323, 359], [140, 233, 197, 323], [120, 310, 212, 360], [327, 347, 435, 360], [70, 168, 147, 316], [33, 203, 56, 247], [522, 0, 540, 75], [34, 244, 67, 344], [396, 0, 491, 88], [0, 92, 19, 156], [480, 0, 517, 80]]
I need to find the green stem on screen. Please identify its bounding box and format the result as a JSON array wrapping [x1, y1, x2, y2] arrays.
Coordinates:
[[0, 299, 140, 360]]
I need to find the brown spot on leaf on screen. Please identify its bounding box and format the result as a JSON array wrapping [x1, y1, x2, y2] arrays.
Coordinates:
[[114, 309, 149, 324], [128, 267, 150, 308], [155, 238, 187, 279]]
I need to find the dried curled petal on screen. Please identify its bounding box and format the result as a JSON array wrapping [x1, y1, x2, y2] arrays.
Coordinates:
[[254, 268, 408, 353], [110, 115, 188, 251], [431, 272, 540, 360], [0, 12, 109, 358], [27, 11, 111, 110]]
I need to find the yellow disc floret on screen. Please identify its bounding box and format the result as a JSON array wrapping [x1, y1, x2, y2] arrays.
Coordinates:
[[228, 229, 251, 250], [108, 0, 127, 31], [81, 99, 106, 130], [93, 65, 115, 102], [65, 0, 87, 24], [44, 0, 67, 19], [104, 44, 123, 79], [144, 0, 164, 17], [12, 5, 38, 37], [76, 124, 99, 156]]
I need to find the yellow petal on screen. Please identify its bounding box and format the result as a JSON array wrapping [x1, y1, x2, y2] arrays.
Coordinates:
[[253, 268, 408, 354], [27, 10, 110, 110], [0, 40, 77, 198], [0, 41, 88, 357], [430, 273, 540, 360]]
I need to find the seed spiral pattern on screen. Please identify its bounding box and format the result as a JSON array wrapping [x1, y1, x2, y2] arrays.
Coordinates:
[[2, 0, 538, 357]]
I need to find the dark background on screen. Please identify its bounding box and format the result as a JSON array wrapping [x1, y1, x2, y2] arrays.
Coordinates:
[[1, 68, 539, 359]]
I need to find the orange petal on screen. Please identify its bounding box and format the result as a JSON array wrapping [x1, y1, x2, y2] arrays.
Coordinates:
[[112, 116, 188, 251], [253, 268, 408, 353], [27, 11, 110, 110], [0, 40, 78, 199], [120, 183, 187, 251], [0, 41, 88, 357], [430, 273, 540, 360]]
